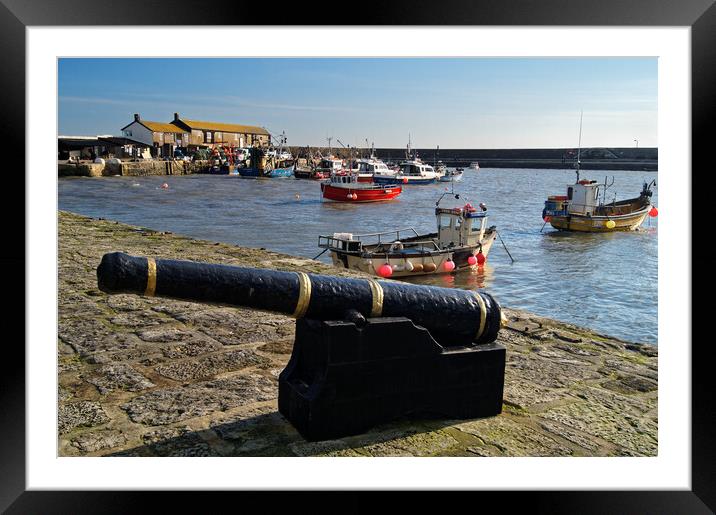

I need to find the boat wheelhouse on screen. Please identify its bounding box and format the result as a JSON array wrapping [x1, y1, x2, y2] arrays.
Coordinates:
[[313, 157, 344, 179], [318, 194, 497, 277], [353, 157, 396, 183]]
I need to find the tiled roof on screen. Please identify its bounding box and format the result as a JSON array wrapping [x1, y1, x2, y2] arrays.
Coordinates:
[[140, 121, 186, 133], [176, 118, 269, 135]]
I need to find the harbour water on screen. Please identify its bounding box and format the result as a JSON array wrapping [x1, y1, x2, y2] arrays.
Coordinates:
[[58, 168, 658, 344]]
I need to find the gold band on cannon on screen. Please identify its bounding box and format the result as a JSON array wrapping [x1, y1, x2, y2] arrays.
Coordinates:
[[293, 272, 312, 319], [145, 257, 157, 297], [473, 291, 487, 340], [367, 279, 384, 318]]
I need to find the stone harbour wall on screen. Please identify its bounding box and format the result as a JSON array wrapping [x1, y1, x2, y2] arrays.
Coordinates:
[[58, 211, 657, 457], [58, 160, 209, 177]]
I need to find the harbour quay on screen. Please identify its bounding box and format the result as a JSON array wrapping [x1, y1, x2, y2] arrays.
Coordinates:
[[58, 210, 657, 457]]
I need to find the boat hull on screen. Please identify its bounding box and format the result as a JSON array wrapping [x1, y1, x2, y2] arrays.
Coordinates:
[[293, 168, 313, 179], [373, 175, 437, 185], [321, 183, 402, 202], [238, 165, 295, 178], [548, 209, 650, 232], [329, 230, 497, 277]]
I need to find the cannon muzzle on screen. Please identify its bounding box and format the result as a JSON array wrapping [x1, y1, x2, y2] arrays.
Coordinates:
[[97, 252, 502, 346]]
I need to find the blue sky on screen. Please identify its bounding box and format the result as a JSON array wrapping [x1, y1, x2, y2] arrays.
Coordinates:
[[58, 58, 657, 148]]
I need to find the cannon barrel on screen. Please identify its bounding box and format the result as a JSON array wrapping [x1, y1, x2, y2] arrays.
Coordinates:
[[97, 252, 503, 346]]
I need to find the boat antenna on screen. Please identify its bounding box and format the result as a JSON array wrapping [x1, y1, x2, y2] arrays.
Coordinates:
[[576, 110, 583, 182], [327, 136, 332, 156]]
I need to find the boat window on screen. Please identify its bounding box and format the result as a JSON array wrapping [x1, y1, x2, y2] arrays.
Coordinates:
[[567, 187, 573, 200], [439, 215, 452, 228]]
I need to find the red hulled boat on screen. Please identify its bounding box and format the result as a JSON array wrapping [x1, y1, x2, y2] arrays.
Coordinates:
[[320, 174, 402, 203]]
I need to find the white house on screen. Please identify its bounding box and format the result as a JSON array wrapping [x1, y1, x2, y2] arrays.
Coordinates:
[[121, 114, 189, 157]]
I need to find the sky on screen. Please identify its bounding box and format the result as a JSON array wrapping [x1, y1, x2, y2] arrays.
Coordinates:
[[58, 58, 657, 149]]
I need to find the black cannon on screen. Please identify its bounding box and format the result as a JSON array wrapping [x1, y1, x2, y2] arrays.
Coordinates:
[[97, 252, 506, 441]]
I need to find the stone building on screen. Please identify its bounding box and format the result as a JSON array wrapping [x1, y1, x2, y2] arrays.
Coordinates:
[[169, 113, 270, 150], [121, 114, 189, 157]]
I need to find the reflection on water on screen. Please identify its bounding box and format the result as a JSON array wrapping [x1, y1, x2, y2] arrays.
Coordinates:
[[58, 168, 658, 344]]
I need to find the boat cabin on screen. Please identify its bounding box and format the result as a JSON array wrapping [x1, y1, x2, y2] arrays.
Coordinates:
[[329, 174, 358, 185], [356, 159, 392, 174], [435, 205, 488, 248], [317, 158, 344, 173], [566, 180, 600, 216], [400, 161, 435, 176]]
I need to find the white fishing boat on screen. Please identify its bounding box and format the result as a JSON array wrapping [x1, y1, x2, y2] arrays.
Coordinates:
[[439, 168, 464, 182], [373, 137, 439, 185], [317, 192, 497, 277], [469, 161, 480, 170]]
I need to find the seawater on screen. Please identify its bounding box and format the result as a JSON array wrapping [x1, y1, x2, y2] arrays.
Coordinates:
[[58, 168, 658, 344]]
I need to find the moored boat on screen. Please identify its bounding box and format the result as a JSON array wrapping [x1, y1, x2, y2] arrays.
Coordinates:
[[542, 178, 656, 232], [317, 193, 497, 277], [541, 112, 658, 232], [469, 161, 480, 170], [373, 158, 440, 185], [320, 173, 402, 203], [312, 156, 344, 179], [237, 131, 295, 178], [293, 165, 314, 179], [439, 168, 463, 182], [373, 136, 440, 185]]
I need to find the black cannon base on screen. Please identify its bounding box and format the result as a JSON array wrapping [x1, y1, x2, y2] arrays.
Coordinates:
[[278, 317, 506, 442]]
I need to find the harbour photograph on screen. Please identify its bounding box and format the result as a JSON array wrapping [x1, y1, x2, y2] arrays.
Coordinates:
[[55, 56, 661, 463]]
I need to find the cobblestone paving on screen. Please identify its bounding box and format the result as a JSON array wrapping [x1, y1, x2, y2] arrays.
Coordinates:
[[58, 211, 657, 457]]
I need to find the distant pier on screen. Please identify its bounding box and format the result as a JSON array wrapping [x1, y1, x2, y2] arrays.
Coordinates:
[[299, 147, 659, 172]]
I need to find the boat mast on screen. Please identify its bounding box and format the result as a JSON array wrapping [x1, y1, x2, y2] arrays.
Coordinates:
[[327, 136, 333, 156], [576, 110, 583, 182]]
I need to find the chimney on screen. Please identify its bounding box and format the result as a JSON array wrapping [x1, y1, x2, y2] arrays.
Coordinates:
[[174, 112, 179, 121], [134, 113, 140, 122]]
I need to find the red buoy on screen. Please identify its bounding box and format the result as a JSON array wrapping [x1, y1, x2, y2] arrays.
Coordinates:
[[467, 255, 478, 266], [543, 216, 551, 222], [649, 207, 658, 217], [442, 260, 455, 272], [402, 177, 409, 184], [476, 252, 486, 266], [377, 264, 393, 277]]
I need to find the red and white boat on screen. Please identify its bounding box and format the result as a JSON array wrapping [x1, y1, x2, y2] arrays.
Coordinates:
[[313, 157, 345, 179], [320, 174, 402, 203]]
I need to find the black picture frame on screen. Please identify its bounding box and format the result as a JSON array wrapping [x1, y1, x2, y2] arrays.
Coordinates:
[[3, 0, 712, 512]]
